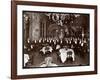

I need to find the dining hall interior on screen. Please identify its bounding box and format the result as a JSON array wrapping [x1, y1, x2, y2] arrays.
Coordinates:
[[23, 11, 90, 68]]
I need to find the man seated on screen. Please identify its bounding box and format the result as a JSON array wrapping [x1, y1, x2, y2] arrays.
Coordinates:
[[66, 49, 75, 61], [39, 57, 58, 67]]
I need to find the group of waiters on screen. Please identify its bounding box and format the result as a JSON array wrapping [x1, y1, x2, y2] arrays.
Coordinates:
[[24, 37, 89, 56]]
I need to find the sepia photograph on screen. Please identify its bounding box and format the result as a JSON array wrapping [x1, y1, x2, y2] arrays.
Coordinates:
[[23, 11, 90, 68], [11, 1, 97, 79]]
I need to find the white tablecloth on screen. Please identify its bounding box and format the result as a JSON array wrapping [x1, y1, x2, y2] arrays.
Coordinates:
[[40, 46, 53, 54], [59, 48, 75, 63]]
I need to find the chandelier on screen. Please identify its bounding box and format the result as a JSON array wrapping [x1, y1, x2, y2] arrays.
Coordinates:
[[45, 13, 80, 26]]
